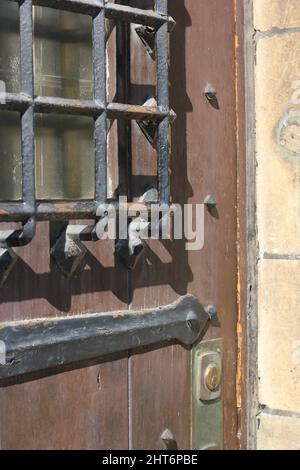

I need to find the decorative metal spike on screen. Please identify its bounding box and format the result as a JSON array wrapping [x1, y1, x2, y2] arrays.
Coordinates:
[[160, 429, 178, 450], [144, 97, 158, 108], [204, 194, 217, 209], [137, 97, 158, 145], [169, 108, 177, 123], [137, 120, 157, 145], [91, 215, 110, 241], [116, 188, 156, 270], [137, 99, 176, 144], [135, 25, 156, 59], [206, 305, 218, 324], [139, 186, 159, 203], [204, 83, 219, 109], [116, 217, 150, 270], [115, 236, 145, 271], [0, 248, 18, 288], [50, 226, 88, 279], [51, 215, 109, 278]]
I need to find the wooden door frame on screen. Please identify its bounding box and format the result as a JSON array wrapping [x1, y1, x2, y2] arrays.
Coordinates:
[[236, 0, 258, 450]]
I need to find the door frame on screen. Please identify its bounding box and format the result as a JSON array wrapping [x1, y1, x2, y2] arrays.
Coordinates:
[[236, 0, 258, 450]]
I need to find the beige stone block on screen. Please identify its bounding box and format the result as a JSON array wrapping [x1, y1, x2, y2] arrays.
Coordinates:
[[258, 259, 300, 412], [254, 0, 300, 31], [257, 413, 300, 450], [256, 33, 300, 254]]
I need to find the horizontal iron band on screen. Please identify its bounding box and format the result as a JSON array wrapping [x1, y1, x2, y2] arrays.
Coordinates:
[[0, 93, 31, 112], [0, 94, 170, 121], [0, 200, 161, 222], [8, 0, 175, 28], [103, 3, 175, 30], [0, 295, 209, 379], [34, 96, 104, 117]]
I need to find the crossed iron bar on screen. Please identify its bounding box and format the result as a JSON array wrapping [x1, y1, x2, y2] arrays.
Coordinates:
[[0, 0, 176, 284]]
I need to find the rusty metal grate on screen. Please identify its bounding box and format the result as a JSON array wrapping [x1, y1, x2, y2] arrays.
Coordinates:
[[0, 0, 175, 250]]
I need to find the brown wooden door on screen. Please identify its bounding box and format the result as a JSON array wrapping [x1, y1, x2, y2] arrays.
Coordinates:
[[0, 0, 242, 450]]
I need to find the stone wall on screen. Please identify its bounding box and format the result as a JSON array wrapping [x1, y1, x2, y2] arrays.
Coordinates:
[[253, 0, 300, 450]]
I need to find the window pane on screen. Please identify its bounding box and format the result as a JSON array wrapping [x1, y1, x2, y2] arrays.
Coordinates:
[[0, 112, 22, 201], [35, 114, 95, 200], [33, 6, 93, 100], [0, 0, 20, 93]]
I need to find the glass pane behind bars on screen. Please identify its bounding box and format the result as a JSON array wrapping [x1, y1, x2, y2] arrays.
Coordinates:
[[0, 0, 20, 93], [0, 112, 22, 201], [0, 1, 22, 201], [33, 6, 93, 99], [34, 7, 95, 200], [35, 114, 95, 200]]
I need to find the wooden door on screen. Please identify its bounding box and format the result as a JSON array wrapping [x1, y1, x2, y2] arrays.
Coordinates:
[[0, 0, 244, 450]]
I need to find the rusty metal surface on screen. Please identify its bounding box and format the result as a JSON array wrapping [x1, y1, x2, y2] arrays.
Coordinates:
[[0, 295, 210, 380]]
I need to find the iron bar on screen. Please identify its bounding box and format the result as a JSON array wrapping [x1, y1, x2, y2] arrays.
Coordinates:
[[107, 102, 167, 122], [34, 96, 104, 117], [104, 3, 175, 30], [0, 201, 156, 222], [7, 0, 177, 28], [0, 295, 210, 379], [156, 0, 170, 205], [0, 95, 169, 120], [0, 93, 32, 112], [20, 0, 35, 215], [93, 5, 107, 205]]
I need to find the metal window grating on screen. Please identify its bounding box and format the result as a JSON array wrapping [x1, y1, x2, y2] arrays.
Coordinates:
[[0, 0, 175, 248]]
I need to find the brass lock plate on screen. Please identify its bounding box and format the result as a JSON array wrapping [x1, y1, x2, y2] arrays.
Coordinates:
[[192, 338, 223, 450]]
